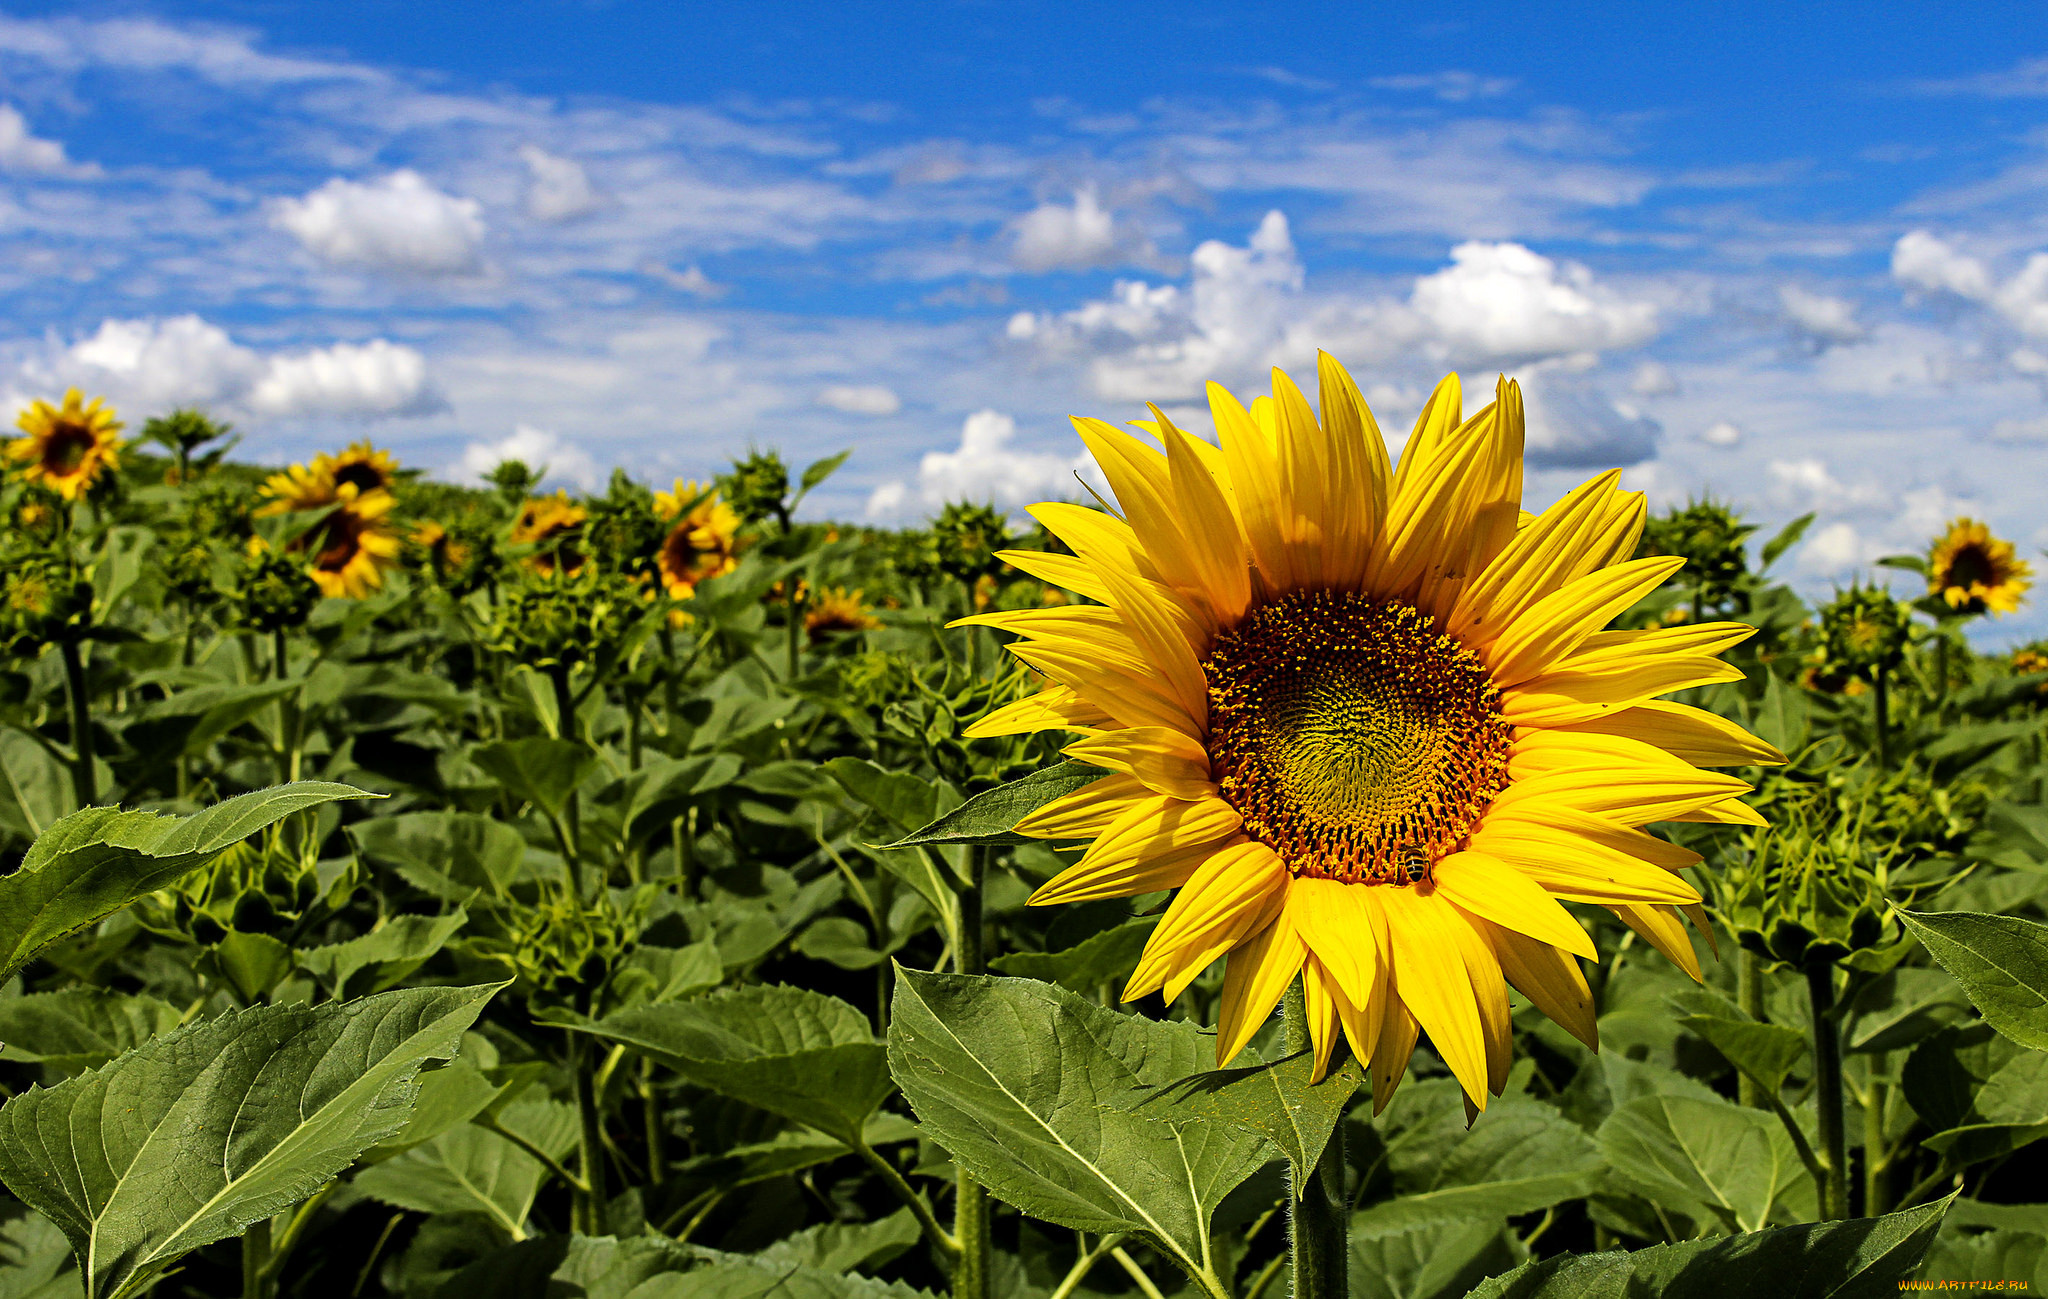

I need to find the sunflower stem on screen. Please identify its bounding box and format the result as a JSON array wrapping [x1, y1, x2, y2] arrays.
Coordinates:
[[568, 992, 609, 1236], [1737, 948, 1766, 1108], [1865, 1051, 1890, 1216], [59, 639, 95, 808], [1806, 958, 1849, 1220], [1283, 983, 1347, 1299], [1871, 665, 1890, 772], [953, 844, 992, 1299]]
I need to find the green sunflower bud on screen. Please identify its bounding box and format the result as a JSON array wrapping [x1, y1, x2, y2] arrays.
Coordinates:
[[1, 552, 93, 653], [231, 544, 320, 632], [1820, 582, 1912, 679], [929, 501, 1010, 586]]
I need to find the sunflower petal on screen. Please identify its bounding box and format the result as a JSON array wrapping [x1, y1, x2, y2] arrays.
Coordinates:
[[1215, 911, 1307, 1066], [1378, 886, 1490, 1108], [1612, 903, 1704, 981], [1551, 700, 1788, 767], [1288, 877, 1390, 1021], [1029, 794, 1243, 904], [1013, 773, 1149, 839], [961, 686, 1114, 739], [1211, 380, 1296, 593], [1064, 727, 1216, 800], [995, 548, 1113, 603], [1301, 956, 1346, 1082], [1370, 996, 1421, 1115], [1487, 556, 1687, 685], [1431, 851, 1599, 959], [1467, 914, 1598, 1051], [1123, 840, 1288, 1001]]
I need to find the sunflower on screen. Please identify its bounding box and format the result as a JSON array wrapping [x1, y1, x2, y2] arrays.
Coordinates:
[[257, 460, 338, 516], [1928, 518, 2031, 616], [512, 492, 588, 576], [327, 440, 400, 496], [805, 587, 879, 642], [956, 356, 1784, 1113], [653, 479, 740, 599], [8, 389, 123, 501], [298, 489, 402, 598]]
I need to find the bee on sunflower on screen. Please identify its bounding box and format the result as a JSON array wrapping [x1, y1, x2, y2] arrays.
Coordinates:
[[1927, 517, 2032, 616], [7, 390, 123, 501], [652, 479, 740, 600], [956, 355, 1784, 1114]]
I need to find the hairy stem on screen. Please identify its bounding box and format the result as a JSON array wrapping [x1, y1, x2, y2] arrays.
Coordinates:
[[1807, 960, 1849, 1220], [59, 639, 95, 808], [1283, 983, 1347, 1299], [570, 1028, 609, 1235], [1738, 948, 1767, 1108], [1865, 1051, 1890, 1216], [952, 844, 991, 1299]]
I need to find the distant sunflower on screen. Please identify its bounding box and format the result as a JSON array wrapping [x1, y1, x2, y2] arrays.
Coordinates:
[[957, 355, 1784, 1112], [654, 479, 740, 599], [8, 389, 123, 501], [300, 489, 402, 598], [512, 492, 588, 576], [805, 587, 879, 642], [1929, 518, 2031, 616], [258, 461, 338, 517], [328, 441, 400, 496]]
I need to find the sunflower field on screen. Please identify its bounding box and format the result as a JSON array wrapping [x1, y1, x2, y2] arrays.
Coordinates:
[[2, 360, 2048, 1299]]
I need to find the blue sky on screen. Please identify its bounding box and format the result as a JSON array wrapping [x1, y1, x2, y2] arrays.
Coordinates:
[[7, 2, 2048, 639]]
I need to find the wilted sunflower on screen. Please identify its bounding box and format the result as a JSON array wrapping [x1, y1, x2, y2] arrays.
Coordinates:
[[805, 587, 879, 642], [958, 355, 1783, 1113], [8, 389, 123, 501], [512, 492, 589, 576], [1928, 517, 2031, 616], [653, 479, 740, 599], [299, 489, 402, 598]]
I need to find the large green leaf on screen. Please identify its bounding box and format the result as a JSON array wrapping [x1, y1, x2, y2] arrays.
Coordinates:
[[353, 1094, 576, 1240], [1899, 910, 2048, 1051], [1596, 1093, 1812, 1232], [1144, 1047, 1360, 1187], [1922, 1048, 2048, 1165], [564, 985, 890, 1146], [119, 681, 298, 760], [887, 967, 1267, 1283], [1357, 1094, 1606, 1235], [1469, 1196, 1952, 1298], [1679, 1014, 1809, 1095], [0, 729, 76, 843], [0, 1206, 77, 1299], [0, 981, 502, 1299], [471, 738, 594, 820], [0, 782, 373, 982], [297, 909, 469, 998], [1349, 1216, 1524, 1299], [877, 762, 1104, 848], [0, 989, 183, 1075], [989, 918, 1156, 995], [349, 812, 524, 901]]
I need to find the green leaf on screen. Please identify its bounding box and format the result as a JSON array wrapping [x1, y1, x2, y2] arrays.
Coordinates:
[[0, 1206, 77, 1299], [1759, 512, 1816, 572], [1751, 671, 1810, 758], [1596, 1094, 1813, 1232], [1679, 1014, 1809, 1095], [1356, 1094, 1606, 1235], [353, 1094, 577, 1240], [297, 910, 469, 998], [372, 1057, 505, 1154], [0, 989, 183, 1074], [1142, 1048, 1360, 1188], [0, 782, 373, 982], [1877, 553, 1930, 575], [796, 449, 851, 500], [120, 682, 298, 761], [204, 929, 294, 1002], [1468, 1195, 1953, 1298], [887, 967, 1267, 1280], [826, 757, 940, 833], [350, 813, 524, 901], [614, 941, 723, 1006], [1922, 1049, 2048, 1165], [1899, 909, 2048, 1050], [752, 1207, 920, 1274], [1348, 1216, 1524, 1299], [0, 730, 75, 843], [471, 738, 595, 820], [989, 918, 1156, 995], [1845, 967, 1970, 1054], [0, 981, 502, 1299], [623, 753, 742, 849], [564, 985, 890, 1146], [877, 762, 1104, 848]]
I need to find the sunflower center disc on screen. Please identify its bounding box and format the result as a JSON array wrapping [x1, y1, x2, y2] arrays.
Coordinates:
[[1202, 591, 1512, 884], [45, 423, 94, 474]]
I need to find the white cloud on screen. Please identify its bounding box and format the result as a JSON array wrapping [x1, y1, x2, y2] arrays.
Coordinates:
[[1515, 370, 1661, 469], [1011, 213, 1659, 403], [1768, 456, 1890, 512], [30, 315, 435, 420], [1629, 359, 1679, 396], [1990, 413, 2048, 442], [272, 170, 486, 275], [457, 423, 599, 490], [1368, 71, 1518, 101], [247, 339, 440, 417], [1813, 323, 1961, 394], [0, 104, 88, 175], [519, 145, 604, 222], [1699, 420, 1742, 447], [640, 261, 727, 298], [1893, 230, 1993, 300], [864, 408, 1093, 519], [1011, 187, 1120, 272], [816, 384, 901, 416], [1780, 284, 1865, 343], [1798, 521, 1872, 575]]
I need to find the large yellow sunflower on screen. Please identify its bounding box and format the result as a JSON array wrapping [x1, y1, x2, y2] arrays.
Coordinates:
[[327, 440, 400, 496], [8, 389, 123, 500], [1928, 517, 2031, 615], [258, 460, 337, 516], [299, 488, 402, 598], [653, 479, 740, 599], [957, 356, 1784, 1113]]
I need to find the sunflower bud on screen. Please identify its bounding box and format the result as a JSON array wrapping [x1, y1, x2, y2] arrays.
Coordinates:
[[720, 450, 790, 527], [929, 501, 1010, 586], [0, 553, 92, 653], [1637, 497, 1755, 615], [231, 541, 320, 633], [488, 568, 644, 669], [1724, 783, 1901, 969], [1820, 582, 1912, 680], [162, 536, 223, 606]]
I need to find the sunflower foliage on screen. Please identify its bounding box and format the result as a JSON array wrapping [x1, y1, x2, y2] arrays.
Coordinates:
[[0, 383, 2043, 1299]]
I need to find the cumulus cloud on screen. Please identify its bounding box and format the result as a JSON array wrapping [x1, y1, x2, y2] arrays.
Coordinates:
[[1893, 231, 1993, 300], [1813, 323, 1963, 395], [1628, 359, 1679, 396], [1011, 187, 1121, 272], [1516, 370, 1661, 469], [457, 423, 599, 490], [34, 314, 437, 419], [1699, 420, 1742, 447], [0, 104, 89, 175], [272, 170, 486, 275], [865, 409, 1092, 519], [519, 145, 604, 222], [1780, 284, 1866, 344], [1368, 71, 1518, 101], [640, 261, 726, 298], [816, 384, 901, 416], [1798, 521, 1874, 575], [1009, 212, 1659, 402], [1768, 456, 1890, 512]]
